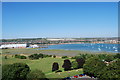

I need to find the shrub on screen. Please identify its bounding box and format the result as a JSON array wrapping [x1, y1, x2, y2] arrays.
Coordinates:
[[72, 61, 78, 69], [62, 56, 68, 59], [52, 62, 59, 72], [4, 56, 7, 59], [20, 56, 26, 59], [62, 59, 72, 71], [28, 54, 40, 60], [15, 54, 27, 59], [53, 55, 56, 58], [2, 63, 30, 80], [29, 53, 52, 60], [27, 69, 46, 80]]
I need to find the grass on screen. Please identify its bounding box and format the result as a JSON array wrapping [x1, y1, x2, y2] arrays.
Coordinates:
[[2, 55, 83, 78]]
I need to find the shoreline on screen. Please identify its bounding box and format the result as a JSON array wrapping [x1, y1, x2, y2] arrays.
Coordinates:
[[43, 42, 119, 46]]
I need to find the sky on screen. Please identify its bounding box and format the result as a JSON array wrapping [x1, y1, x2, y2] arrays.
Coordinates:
[[2, 2, 118, 39]]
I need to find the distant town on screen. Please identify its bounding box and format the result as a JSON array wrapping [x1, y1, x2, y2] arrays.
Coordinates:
[[0, 37, 119, 49]]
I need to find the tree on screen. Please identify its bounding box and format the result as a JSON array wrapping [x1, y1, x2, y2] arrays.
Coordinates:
[[2, 63, 30, 80], [104, 55, 114, 62], [98, 59, 120, 80], [52, 62, 59, 72], [62, 59, 71, 71], [27, 69, 47, 80], [72, 61, 78, 69], [76, 58, 85, 68], [83, 57, 106, 77], [114, 53, 120, 59]]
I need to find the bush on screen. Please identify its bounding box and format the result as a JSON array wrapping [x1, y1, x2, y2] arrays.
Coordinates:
[[27, 69, 46, 80], [72, 61, 78, 69], [29, 53, 52, 60], [62, 56, 68, 59], [28, 54, 40, 60], [20, 56, 27, 59], [62, 59, 72, 71], [4, 56, 7, 59], [2, 63, 30, 80], [53, 55, 56, 58], [52, 62, 59, 72], [15, 54, 27, 59]]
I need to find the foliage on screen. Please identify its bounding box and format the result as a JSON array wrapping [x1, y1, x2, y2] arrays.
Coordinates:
[[62, 59, 72, 71], [27, 69, 47, 80], [4, 56, 7, 59], [52, 62, 59, 72], [71, 54, 94, 60], [98, 59, 120, 80], [76, 58, 85, 68], [53, 55, 56, 58], [83, 56, 106, 77], [62, 56, 68, 59], [2, 63, 30, 80], [72, 61, 78, 69], [28, 53, 51, 60], [104, 55, 114, 62], [114, 53, 120, 59], [28, 54, 40, 60], [15, 54, 27, 59]]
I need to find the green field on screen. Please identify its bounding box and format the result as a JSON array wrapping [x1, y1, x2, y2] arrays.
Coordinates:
[[2, 54, 83, 79]]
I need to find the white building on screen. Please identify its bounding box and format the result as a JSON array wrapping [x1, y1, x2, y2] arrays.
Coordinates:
[[0, 44, 27, 49], [29, 44, 39, 48]]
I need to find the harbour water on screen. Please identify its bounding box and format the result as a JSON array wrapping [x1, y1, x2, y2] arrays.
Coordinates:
[[38, 43, 120, 53]]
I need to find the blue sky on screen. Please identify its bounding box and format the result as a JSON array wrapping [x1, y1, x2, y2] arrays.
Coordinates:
[[2, 2, 118, 39]]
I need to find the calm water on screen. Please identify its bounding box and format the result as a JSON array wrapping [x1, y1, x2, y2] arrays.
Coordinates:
[[38, 43, 120, 53]]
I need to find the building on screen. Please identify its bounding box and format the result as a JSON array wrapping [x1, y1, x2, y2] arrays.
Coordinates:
[[0, 44, 27, 49]]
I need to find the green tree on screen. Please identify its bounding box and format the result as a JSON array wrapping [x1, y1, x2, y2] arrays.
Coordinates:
[[62, 59, 72, 71], [2, 63, 30, 80], [98, 59, 120, 80], [104, 55, 114, 62], [83, 56, 106, 77], [52, 62, 59, 72], [114, 53, 120, 59], [76, 58, 85, 68]]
